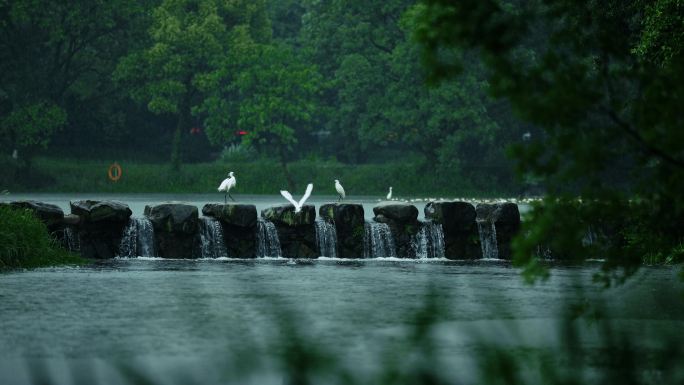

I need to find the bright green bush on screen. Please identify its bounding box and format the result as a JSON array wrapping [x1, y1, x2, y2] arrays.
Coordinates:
[[0, 205, 83, 270]]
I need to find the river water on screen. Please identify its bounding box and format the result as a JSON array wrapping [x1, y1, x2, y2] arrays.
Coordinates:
[[1, 259, 682, 385]]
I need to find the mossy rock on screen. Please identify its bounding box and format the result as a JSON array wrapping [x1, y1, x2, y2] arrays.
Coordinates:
[[202, 203, 257, 228], [373, 203, 418, 223], [144, 203, 198, 234], [261, 204, 316, 226], [320, 203, 365, 258], [5, 200, 64, 230], [71, 200, 132, 223], [425, 201, 476, 230]]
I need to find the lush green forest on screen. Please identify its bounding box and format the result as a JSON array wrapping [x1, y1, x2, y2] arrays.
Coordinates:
[[0, 0, 527, 193], [1, 0, 683, 274]]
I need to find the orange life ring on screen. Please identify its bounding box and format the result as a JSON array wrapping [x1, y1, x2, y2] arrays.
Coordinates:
[[108, 162, 122, 182]]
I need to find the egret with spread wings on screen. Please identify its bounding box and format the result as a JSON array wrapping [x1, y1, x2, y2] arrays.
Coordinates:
[[280, 183, 313, 213]]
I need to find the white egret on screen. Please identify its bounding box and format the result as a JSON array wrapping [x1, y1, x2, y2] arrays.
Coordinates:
[[218, 171, 236, 203], [386, 187, 392, 200], [334, 180, 345, 202], [280, 183, 314, 213]]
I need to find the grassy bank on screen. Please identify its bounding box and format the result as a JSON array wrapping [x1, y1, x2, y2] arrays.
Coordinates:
[[0, 205, 83, 270], [9, 157, 522, 197]]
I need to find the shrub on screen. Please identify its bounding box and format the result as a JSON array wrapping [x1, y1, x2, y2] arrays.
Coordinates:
[[0, 205, 83, 269]]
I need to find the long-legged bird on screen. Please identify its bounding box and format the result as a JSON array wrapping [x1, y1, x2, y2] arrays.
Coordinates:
[[335, 180, 345, 202], [280, 183, 314, 213], [218, 172, 236, 203]]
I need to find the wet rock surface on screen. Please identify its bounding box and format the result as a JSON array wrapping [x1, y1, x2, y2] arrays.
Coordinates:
[[373, 202, 420, 258], [320, 203, 365, 258], [69, 200, 133, 259], [425, 201, 480, 259], [262, 205, 316, 258], [202, 203, 258, 258], [475, 203, 521, 259], [145, 203, 199, 259]]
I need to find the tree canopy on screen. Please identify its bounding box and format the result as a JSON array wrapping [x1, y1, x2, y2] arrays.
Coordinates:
[[413, 0, 684, 283]]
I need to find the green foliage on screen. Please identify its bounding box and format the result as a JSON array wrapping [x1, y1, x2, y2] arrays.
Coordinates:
[[0, 0, 147, 161], [415, 0, 684, 282], [0, 205, 83, 270], [22, 157, 518, 196], [115, 0, 271, 170], [0, 101, 65, 153], [203, 42, 322, 158]]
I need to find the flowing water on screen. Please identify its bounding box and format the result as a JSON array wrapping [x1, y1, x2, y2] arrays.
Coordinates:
[[363, 221, 397, 259], [256, 218, 282, 258], [118, 217, 156, 258], [62, 227, 80, 253], [0, 260, 682, 385], [477, 220, 499, 259], [3, 194, 680, 383], [413, 221, 446, 259], [315, 219, 338, 258], [198, 217, 229, 259]]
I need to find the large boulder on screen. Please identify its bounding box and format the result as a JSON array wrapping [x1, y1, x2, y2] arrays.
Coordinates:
[[145, 203, 199, 258], [69, 200, 133, 259], [202, 203, 258, 258], [475, 203, 521, 259], [425, 201, 480, 259], [71, 200, 132, 223], [372, 202, 420, 258], [262, 204, 316, 226], [6, 200, 64, 232], [202, 204, 257, 228], [320, 203, 365, 258], [261, 204, 317, 258], [373, 202, 418, 223]]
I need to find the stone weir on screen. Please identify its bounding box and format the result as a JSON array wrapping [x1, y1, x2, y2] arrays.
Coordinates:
[[261, 204, 317, 258], [202, 203, 258, 258], [373, 202, 421, 258], [319, 203, 365, 258], [6, 199, 521, 260]]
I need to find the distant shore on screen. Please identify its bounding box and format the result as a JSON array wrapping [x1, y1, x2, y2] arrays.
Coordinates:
[[4, 157, 524, 197]]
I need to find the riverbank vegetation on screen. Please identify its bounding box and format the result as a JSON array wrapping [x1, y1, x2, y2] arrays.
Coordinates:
[[3, 156, 522, 197], [414, 0, 684, 283], [0, 0, 682, 274], [0, 0, 524, 195], [0, 205, 83, 270]]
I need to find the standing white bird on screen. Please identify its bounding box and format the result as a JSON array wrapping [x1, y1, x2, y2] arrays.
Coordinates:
[[280, 183, 314, 213], [218, 171, 236, 203], [386, 186, 392, 200], [334, 179, 345, 202]]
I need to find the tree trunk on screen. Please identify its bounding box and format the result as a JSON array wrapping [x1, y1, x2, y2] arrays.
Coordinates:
[[279, 148, 296, 191], [171, 93, 191, 172]]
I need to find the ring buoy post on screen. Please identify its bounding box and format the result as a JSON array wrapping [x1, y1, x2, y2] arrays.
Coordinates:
[[108, 162, 123, 182]]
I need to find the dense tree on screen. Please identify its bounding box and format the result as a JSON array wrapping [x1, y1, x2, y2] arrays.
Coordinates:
[[201, 36, 322, 190], [115, 0, 270, 171], [414, 0, 684, 282], [0, 0, 148, 166]]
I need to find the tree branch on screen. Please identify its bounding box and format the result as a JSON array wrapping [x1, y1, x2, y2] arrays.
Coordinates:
[[602, 106, 684, 170]]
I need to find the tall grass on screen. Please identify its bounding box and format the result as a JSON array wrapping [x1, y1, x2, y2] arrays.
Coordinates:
[[19, 157, 521, 197], [0, 205, 83, 270]]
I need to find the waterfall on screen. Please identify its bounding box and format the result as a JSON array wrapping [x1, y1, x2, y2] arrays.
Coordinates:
[[63, 226, 80, 252], [363, 221, 397, 259], [413, 221, 445, 259], [199, 217, 229, 259], [256, 218, 282, 258], [118, 217, 156, 258], [477, 220, 499, 259], [315, 220, 338, 258]]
